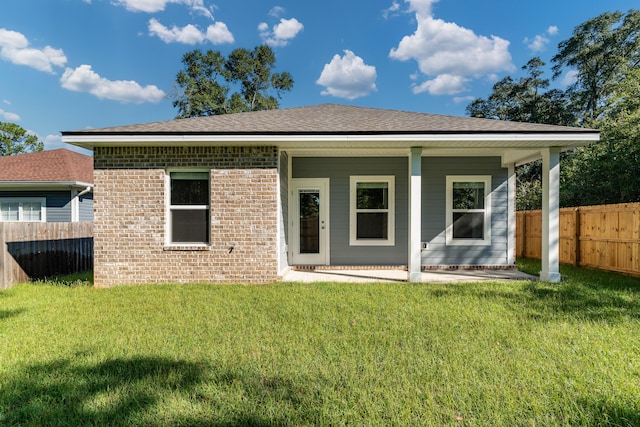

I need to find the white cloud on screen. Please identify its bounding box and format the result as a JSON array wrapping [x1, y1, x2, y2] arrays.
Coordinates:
[[0, 28, 28, 49], [115, 0, 213, 19], [60, 64, 165, 104], [148, 19, 204, 44], [0, 28, 67, 73], [389, 1, 513, 96], [259, 18, 303, 47], [148, 18, 233, 44], [525, 25, 558, 53], [411, 74, 469, 95], [405, 0, 438, 16], [561, 69, 579, 87], [205, 22, 234, 44], [0, 108, 20, 122], [525, 34, 549, 52], [269, 6, 285, 18], [382, 1, 401, 19], [316, 50, 377, 100]]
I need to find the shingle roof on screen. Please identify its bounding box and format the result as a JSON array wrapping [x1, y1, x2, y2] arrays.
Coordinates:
[[0, 149, 93, 183], [62, 104, 597, 136]]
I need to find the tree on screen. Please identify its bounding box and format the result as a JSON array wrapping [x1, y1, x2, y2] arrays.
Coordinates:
[[561, 65, 640, 205], [172, 45, 294, 118], [552, 10, 640, 122], [466, 58, 575, 210], [467, 57, 575, 125], [0, 122, 44, 156], [551, 10, 640, 206], [468, 10, 640, 208]]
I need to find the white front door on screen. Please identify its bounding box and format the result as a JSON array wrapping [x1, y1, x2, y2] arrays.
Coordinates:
[[291, 179, 329, 265]]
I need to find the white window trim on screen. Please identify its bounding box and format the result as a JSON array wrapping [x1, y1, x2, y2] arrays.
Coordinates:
[[0, 197, 46, 222], [165, 169, 211, 247], [349, 175, 395, 246], [445, 175, 492, 246]]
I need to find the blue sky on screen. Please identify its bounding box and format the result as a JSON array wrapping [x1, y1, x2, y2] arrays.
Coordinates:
[[1, 0, 637, 153]]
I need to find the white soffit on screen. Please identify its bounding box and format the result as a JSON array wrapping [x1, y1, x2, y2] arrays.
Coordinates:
[[62, 132, 599, 150]]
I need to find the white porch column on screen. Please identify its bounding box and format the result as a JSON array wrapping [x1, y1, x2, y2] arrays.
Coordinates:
[[507, 164, 516, 266], [408, 147, 423, 282], [540, 147, 561, 282]]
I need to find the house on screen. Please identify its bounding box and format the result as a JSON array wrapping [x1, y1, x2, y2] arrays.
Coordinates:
[[0, 148, 93, 223], [61, 104, 599, 286]]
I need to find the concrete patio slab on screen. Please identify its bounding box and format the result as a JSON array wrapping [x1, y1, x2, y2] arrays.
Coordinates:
[[282, 268, 537, 283]]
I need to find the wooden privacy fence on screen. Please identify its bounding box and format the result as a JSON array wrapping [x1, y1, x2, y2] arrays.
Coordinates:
[[0, 222, 93, 289], [516, 203, 640, 276]]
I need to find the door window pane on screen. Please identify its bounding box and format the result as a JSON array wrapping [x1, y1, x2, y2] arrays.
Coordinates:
[[299, 191, 320, 254]]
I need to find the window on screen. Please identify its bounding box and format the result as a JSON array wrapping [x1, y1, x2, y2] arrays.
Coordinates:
[[167, 171, 210, 245], [0, 198, 45, 222], [350, 176, 395, 246], [446, 176, 491, 246]]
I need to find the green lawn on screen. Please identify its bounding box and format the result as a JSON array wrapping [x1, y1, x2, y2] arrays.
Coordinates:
[[1, 262, 639, 426]]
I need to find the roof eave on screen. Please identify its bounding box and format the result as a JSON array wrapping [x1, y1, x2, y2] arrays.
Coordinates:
[[0, 181, 93, 190], [62, 131, 600, 150]]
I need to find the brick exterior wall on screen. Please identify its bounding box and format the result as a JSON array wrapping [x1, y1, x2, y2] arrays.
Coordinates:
[[93, 146, 279, 286]]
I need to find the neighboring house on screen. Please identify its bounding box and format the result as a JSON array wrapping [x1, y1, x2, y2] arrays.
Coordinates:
[[61, 104, 598, 286], [0, 149, 93, 223]]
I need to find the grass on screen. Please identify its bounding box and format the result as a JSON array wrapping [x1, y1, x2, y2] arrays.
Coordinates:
[[0, 263, 639, 426]]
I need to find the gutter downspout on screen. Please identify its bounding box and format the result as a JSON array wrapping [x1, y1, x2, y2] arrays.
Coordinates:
[[77, 185, 92, 198], [72, 185, 93, 222]]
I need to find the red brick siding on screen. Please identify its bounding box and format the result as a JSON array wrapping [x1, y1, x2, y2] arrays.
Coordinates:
[[93, 146, 279, 286]]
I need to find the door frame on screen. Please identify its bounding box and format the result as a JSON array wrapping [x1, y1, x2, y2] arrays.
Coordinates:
[[289, 178, 330, 265]]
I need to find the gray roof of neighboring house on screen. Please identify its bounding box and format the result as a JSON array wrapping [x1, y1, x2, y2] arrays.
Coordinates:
[[62, 104, 598, 136]]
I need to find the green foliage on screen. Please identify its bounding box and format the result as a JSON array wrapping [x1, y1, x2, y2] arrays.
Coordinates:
[[468, 10, 640, 208], [515, 174, 542, 210], [552, 10, 640, 122], [465, 58, 574, 210], [466, 57, 575, 126], [1, 272, 639, 425], [0, 121, 44, 156], [561, 65, 640, 206], [172, 45, 294, 118]]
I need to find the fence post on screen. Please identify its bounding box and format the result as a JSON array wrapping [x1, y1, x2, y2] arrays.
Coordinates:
[[574, 207, 580, 266], [521, 212, 527, 259]]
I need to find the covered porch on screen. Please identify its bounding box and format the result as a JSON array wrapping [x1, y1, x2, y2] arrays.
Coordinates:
[[280, 144, 589, 283]]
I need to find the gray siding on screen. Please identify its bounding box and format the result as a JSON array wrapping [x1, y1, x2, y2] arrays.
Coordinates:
[[279, 151, 289, 273], [0, 191, 72, 222], [421, 157, 509, 266], [293, 157, 408, 265], [79, 192, 94, 222]]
